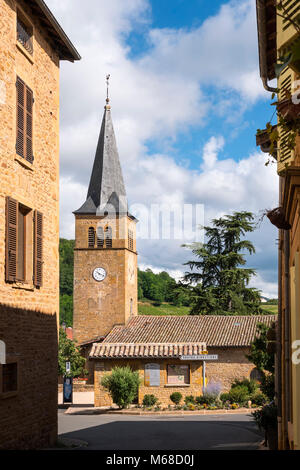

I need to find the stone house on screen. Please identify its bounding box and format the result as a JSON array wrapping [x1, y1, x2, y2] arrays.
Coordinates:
[[0, 0, 80, 449], [256, 0, 300, 450], [89, 315, 277, 407]]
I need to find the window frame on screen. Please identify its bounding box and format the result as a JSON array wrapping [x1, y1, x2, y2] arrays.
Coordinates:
[[0, 358, 19, 399], [166, 364, 190, 386]]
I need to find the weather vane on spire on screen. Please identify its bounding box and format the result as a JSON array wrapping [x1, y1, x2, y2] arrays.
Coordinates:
[[106, 74, 110, 105]]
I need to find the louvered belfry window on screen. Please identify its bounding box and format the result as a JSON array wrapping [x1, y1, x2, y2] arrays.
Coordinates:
[[96, 226, 104, 248], [128, 230, 134, 251], [105, 227, 112, 248], [16, 76, 33, 163], [88, 227, 95, 248]]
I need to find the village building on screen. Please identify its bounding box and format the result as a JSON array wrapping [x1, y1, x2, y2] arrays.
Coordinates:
[[90, 315, 276, 407], [256, 0, 300, 450], [73, 92, 277, 407], [0, 0, 80, 449]]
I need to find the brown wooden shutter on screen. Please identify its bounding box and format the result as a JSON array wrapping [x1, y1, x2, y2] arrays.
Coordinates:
[[16, 77, 33, 163], [34, 210, 43, 287], [16, 77, 25, 158], [5, 197, 18, 282], [25, 86, 33, 163]]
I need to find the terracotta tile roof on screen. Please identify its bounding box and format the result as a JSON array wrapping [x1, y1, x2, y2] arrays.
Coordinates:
[[101, 315, 277, 348], [90, 342, 206, 359]]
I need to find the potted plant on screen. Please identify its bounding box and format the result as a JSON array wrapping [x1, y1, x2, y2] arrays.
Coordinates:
[[256, 125, 278, 157]]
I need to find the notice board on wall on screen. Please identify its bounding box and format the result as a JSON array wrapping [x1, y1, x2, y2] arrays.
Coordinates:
[[144, 363, 160, 386], [167, 364, 189, 384]]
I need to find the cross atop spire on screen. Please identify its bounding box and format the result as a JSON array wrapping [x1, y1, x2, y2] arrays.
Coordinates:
[[106, 74, 110, 106]]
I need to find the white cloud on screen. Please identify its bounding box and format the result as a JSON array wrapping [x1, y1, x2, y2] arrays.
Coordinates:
[[45, 0, 278, 297]]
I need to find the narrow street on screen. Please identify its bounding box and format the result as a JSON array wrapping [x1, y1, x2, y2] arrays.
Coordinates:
[[58, 411, 263, 450]]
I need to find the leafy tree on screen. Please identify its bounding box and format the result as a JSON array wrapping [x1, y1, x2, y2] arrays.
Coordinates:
[[58, 328, 87, 378], [246, 323, 275, 400], [59, 239, 75, 326], [183, 211, 262, 315], [101, 367, 141, 409], [60, 294, 73, 327]]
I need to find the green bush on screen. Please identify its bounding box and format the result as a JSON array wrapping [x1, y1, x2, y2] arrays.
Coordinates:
[[228, 385, 249, 405], [142, 394, 158, 407], [220, 393, 230, 403], [195, 396, 205, 405], [250, 392, 267, 406], [184, 395, 195, 405], [231, 378, 258, 395], [260, 374, 275, 401], [170, 392, 182, 405], [252, 402, 277, 431], [101, 367, 141, 409]]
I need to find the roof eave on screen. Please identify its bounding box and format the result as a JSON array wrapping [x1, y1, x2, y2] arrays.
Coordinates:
[[256, 0, 277, 88], [28, 0, 81, 61]]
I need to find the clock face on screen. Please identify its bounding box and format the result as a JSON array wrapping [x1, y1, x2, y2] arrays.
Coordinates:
[[92, 267, 107, 282]]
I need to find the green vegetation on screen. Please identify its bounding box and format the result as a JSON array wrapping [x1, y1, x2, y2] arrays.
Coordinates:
[[58, 328, 87, 378], [246, 323, 275, 401], [101, 367, 141, 409], [138, 301, 190, 316], [260, 303, 278, 314], [138, 269, 189, 306], [170, 392, 182, 405], [142, 394, 158, 407], [59, 238, 74, 326], [183, 211, 263, 316]]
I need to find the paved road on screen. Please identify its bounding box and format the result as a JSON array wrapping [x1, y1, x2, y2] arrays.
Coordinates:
[[58, 411, 263, 450]]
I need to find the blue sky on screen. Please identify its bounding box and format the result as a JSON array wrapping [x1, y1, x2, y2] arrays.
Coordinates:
[[47, 0, 279, 297]]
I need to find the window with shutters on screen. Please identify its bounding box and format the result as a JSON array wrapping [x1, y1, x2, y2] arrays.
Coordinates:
[[88, 227, 95, 248], [16, 76, 34, 164], [5, 197, 42, 287], [96, 226, 104, 248], [105, 226, 112, 248], [17, 12, 33, 55]]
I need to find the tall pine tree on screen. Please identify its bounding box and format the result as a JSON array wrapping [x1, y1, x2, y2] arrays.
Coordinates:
[[183, 211, 262, 315]]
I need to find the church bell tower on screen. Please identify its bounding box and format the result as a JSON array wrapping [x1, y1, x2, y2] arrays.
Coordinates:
[[73, 86, 138, 345]]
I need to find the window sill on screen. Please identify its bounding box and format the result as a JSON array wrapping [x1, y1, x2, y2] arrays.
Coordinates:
[[0, 391, 18, 400], [16, 41, 34, 64], [164, 384, 190, 388], [15, 155, 34, 171], [12, 282, 34, 291]]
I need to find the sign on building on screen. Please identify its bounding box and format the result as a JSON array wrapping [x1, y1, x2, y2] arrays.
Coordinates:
[[180, 354, 218, 361], [144, 363, 160, 386]]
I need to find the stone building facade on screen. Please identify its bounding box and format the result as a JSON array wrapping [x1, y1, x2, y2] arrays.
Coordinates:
[[90, 315, 276, 407], [256, 0, 300, 450], [0, 0, 80, 449]]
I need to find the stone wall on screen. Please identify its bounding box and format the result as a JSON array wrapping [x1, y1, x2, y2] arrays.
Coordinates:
[[0, 305, 58, 449], [93, 348, 256, 407], [73, 215, 138, 345], [205, 347, 254, 392]]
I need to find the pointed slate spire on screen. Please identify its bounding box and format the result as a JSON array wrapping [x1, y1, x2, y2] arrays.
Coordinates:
[[74, 103, 128, 215]]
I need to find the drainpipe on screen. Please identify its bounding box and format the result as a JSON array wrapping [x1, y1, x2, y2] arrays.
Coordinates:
[[277, 176, 283, 446], [284, 228, 291, 448], [202, 361, 206, 393]]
